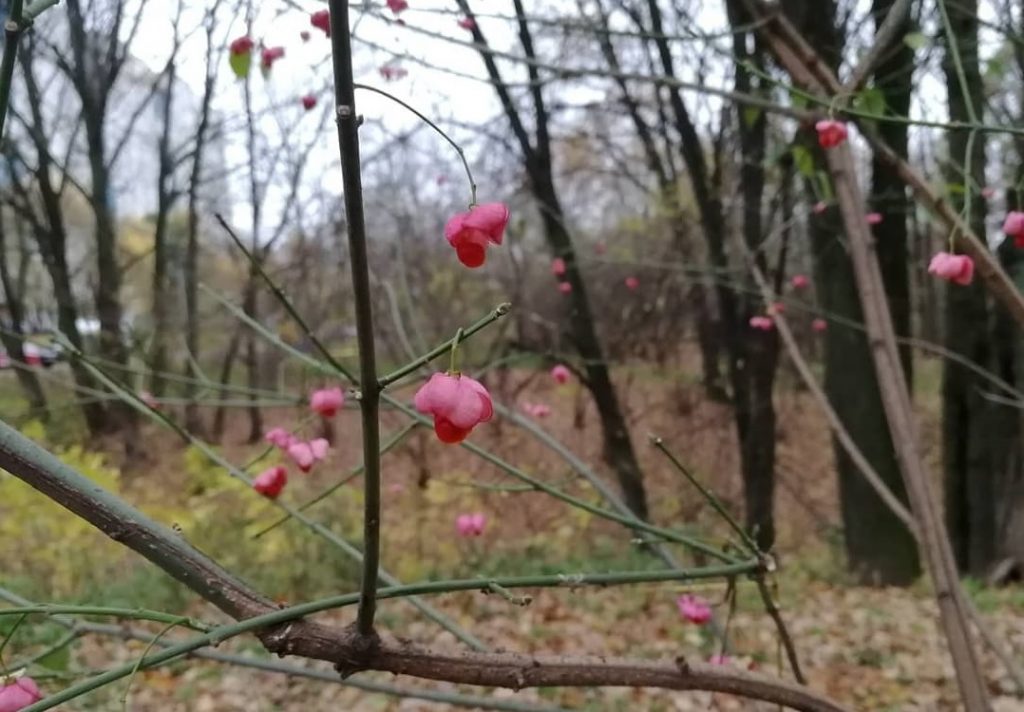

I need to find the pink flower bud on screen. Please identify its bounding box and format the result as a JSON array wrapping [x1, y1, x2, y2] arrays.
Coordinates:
[[458, 16, 476, 30], [865, 212, 883, 225], [260, 46, 285, 70], [301, 94, 317, 111], [811, 201, 827, 215], [264, 427, 297, 450], [253, 466, 288, 499], [791, 274, 809, 289], [928, 251, 974, 286], [455, 512, 486, 536], [1004, 211, 1024, 246], [550, 364, 571, 385], [558, 281, 572, 294], [551, 257, 566, 276], [310, 387, 344, 417], [522, 402, 551, 418], [444, 203, 509, 268], [229, 36, 254, 55], [414, 373, 493, 444], [311, 9, 331, 36], [287, 438, 329, 472], [0, 676, 42, 712], [624, 276, 639, 290], [387, 0, 408, 14], [676, 594, 712, 624], [812, 318, 828, 333], [815, 119, 847, 149], [749, 315, 774, 331]]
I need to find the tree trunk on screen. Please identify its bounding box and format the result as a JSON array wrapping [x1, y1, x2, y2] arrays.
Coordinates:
[[148, 64, 178, 397], [533, 171, 649, 520], [0, 213, 47, 417], [830, 0, 921, 584], [16, 46, 108, 435], [212, 325, 243, 442], [941, 0, 1001, 576], [458, 0, 650, 519], [782, 0, 918, 584], [242, 274, 263, 444], [725, 0, 780, 550]]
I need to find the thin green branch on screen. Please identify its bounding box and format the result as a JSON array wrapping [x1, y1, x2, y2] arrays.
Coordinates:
[[212, 217, 357, 384], [0, 606, 209, 632], [650, 436, 759, 554], [355, 82, 478, 204], [378, 303, 510, 388], [21, 563, 758, 711]]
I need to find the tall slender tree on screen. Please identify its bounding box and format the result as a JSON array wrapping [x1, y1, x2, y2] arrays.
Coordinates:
[[456, 0, 650, 519]]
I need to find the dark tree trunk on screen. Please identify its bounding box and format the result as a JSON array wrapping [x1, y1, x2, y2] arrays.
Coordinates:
[[242, 274, 263, 444], [148, 62, 178, 397], [833, 0, 921, 584], [15, 45, 108, 435], [942, 0, 1012, 576], [534, 173, 649, 519], [785, 0, 919, 584], [64, 0, 134, 432], [212, 325, 243, 442], [457, 0, 649, 519], [182, 15, 220, 437], [725, 0, 780, 551], [0, 213, 47, 417], [591, 0, 725, 401]]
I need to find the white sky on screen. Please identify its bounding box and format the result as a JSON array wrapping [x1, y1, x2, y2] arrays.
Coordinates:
[[122, 0, 1015, 237]]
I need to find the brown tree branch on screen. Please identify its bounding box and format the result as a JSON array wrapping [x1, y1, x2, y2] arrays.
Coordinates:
[[743, 4, 991, 707], [842, 0, 912, 95], [0, 418, 850, 711]]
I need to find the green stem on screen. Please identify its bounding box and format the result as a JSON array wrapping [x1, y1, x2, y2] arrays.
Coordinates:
[[448, 327, 465, 373], [650, 436, 760, 554], [0, 606, 209, 631], [21, 563, 758, 712], [354, 83, 478, 204], [120, 620, 180, 710], [378, 304, 510, 387]]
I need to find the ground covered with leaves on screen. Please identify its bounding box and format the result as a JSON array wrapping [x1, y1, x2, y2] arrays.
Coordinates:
[[2, 362, 1023, 710]]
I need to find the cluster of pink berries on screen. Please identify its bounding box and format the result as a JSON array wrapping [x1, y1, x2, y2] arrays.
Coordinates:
[[747, 274, 826, 333], [251, 387, 343, 498]]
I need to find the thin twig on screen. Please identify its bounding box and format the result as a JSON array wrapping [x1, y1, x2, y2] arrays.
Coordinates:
[[377, 303, 510, 388], [753, 576, 806, 684]]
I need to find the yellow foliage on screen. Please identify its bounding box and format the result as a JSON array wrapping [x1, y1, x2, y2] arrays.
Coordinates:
[[0, 437, 125, 594]]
